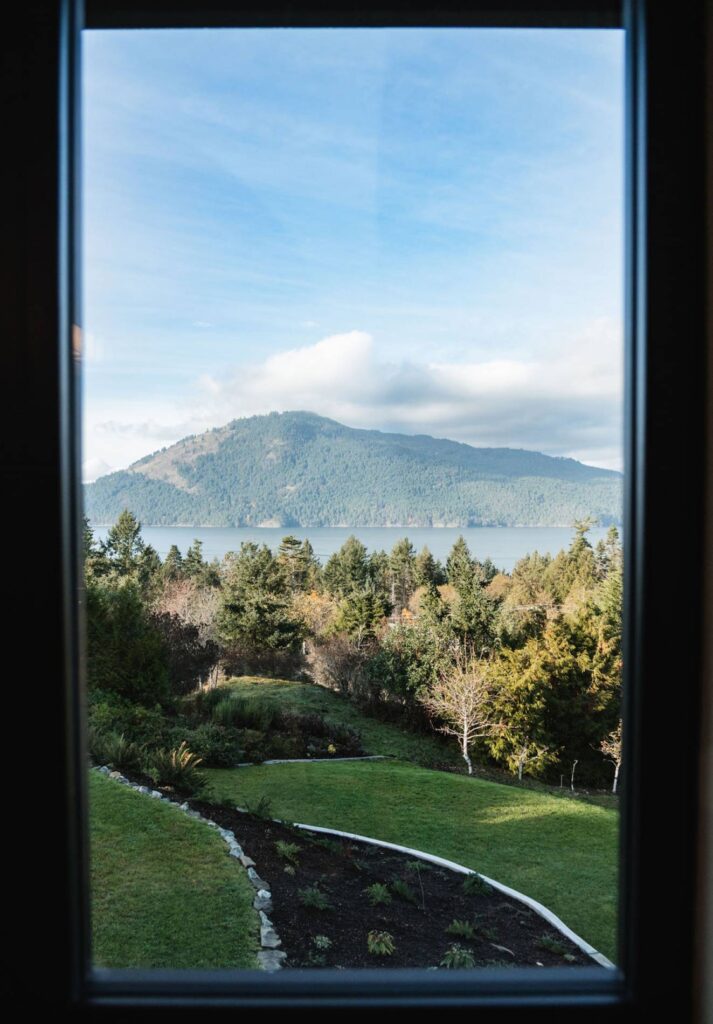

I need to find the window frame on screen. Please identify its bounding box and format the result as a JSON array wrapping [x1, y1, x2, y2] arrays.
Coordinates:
[[4, 0, 708, 1015]]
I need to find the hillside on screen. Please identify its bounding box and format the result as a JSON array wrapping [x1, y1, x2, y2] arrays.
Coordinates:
[[85, 411, 622, 527]]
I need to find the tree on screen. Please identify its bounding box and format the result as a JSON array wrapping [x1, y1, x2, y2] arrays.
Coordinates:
[[334, 582, 386, 648], [419, 648, 496, 775], [414, 546, 446, 588], [277, 535, 321, 592], [446, 536, 473, 588], [388, 537, 417, 613], [217, 542, 304, 654], [599, 720, 623, 793], [102, 509, 161, 590], [323, 536, 370, 598], [162, 544, 184, 582]]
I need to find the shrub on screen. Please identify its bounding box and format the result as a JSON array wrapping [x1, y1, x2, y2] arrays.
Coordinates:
[[446, 920, 476, 939], [88, 727, 144, 773], [212, 694, 278, 732], [144, 741, 206, 795], [298, 885, 333, 911], [390, 878, 418, 905], [245, 794, 273, 819], [168, 722, 240, 767], [275, 840, 301, 865], [440, 944, 476, 969], [312, 935, 332, 950], [463, 873, 492, 896], [367, 931, 395, 956], [88, 693, 171, 750], [364, 883, 392, 906]]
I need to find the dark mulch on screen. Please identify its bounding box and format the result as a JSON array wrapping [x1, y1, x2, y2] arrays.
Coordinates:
[[190, 799, 601, 971]]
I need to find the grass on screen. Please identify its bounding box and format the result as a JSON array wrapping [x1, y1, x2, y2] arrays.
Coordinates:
[[208, 675, 460, 767], [206, 759, 619, 961], [89, 771, 260, 969]]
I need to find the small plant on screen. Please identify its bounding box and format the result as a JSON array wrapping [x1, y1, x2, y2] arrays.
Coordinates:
[[298, 885, 333, 911], [89, 728, 144, 774], [446, 919, 476, 939], [538, 935, 570, 957], [144, 741, 206, 795], [404, 859, 430, 875], [367, 931, 395, 956], [440, 944, 476, 969], [312, 934, 333, 951], [283, 865, 296, 876], [245, 794, 273, 819], [275, 840, 300, 865], [390, 878, 418, 905], [364, 882, 392, 906], [463, 873, 492, 896]]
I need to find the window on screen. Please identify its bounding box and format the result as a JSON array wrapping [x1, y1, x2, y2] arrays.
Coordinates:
[[4, 0, 710, 1016]]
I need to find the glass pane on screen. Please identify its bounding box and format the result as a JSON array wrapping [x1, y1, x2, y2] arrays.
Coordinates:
[[81, 26, 624, 974]]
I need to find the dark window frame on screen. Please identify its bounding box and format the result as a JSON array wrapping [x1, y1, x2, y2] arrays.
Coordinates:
[[3, 0, 708, 1015]]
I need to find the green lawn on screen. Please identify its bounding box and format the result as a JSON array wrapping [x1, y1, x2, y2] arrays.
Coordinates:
[[207, 759, 619, 961], [89, 771, 260, 968], [212, 675, 461, 767]]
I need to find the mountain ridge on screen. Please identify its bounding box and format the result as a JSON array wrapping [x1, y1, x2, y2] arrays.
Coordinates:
[[85, 411, 622, 528]]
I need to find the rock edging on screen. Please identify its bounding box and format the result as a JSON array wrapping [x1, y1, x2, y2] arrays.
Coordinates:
[[93, 766, 287, 972]]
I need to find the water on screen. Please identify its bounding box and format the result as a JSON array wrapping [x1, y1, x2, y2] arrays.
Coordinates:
[[90, 524, 617, 574]]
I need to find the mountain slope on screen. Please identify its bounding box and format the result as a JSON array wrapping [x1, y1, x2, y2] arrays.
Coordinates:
[[85, 411, 622, 527]]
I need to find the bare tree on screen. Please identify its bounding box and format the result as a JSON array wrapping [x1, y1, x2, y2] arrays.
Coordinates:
[[419, 648, 495, 775], [600, 721, 623, 794]]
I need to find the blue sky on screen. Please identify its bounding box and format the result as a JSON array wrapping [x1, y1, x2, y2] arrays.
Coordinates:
[[82, 27, 624, 479]]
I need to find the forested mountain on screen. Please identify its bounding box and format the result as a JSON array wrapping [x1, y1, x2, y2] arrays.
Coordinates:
[[85, 411, 622, 527]]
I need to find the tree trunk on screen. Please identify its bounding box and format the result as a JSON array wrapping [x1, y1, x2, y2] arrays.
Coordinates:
[[462, 726, 473, 775], [612, 760, 620, 794]]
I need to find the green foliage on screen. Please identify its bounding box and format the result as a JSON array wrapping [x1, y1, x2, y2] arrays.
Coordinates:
[[298, 885, 333, 911], [538, 934, 570, 957], [86, 578, 171, 706], [85, 411, 622, 528], [366, 931, 395, 956], [245, 794, 273, 819], [88, 728, 144, 773], [440, 944, 476, 969], [144, 742, 206, 796], [363, 882, 392, 906], [333, 583, 386, 646], [312, 934, 332, 950], [446, 919, 477, 939], [170, 722, 240, 768], [463, 874, 493, 896], [390, 878, 418, 904], [275, 840, 301, 865], [217, 542, 305, 657]]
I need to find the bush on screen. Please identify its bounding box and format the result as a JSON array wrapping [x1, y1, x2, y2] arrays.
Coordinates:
[[298, 885, 333, 911], [88, 692, 171, 750], [144, 742, 206, 795], [212, 695, 278, 732], [440, 944, 476, 969], [168, 722, 240, 767], [364, 883, 392, 906], [88, 727, 144, 773], [367, 931, 395, 956]]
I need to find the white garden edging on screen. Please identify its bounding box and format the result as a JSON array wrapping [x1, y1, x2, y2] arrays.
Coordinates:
[[237, 755, 389, 767], [290, 821, 615, 970], [93, 766, 286, 971]]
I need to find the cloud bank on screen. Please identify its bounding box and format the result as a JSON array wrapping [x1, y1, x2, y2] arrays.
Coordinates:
[[85, 325, 623, 480]]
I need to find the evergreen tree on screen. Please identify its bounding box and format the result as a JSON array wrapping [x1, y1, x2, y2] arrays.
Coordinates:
[[334, 582, 386, 647], [388, 537, 417, 613], [162, 544, 184, 582], [217, 542, 304, 652], [446, 536, 473, 588], [102, 509, 160, 590], [323, 536, 370, 598], [414, 546, 446, 587]]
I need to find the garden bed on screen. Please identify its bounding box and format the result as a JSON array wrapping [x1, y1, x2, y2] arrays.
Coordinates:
[[190, 799, 600, 970]]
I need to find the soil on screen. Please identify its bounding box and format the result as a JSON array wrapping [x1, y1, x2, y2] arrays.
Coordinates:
[[189, 798, 601, 971]]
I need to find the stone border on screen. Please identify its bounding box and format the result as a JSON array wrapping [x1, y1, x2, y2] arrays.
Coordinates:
[[290, 821, 616, 970], [93, 766, 287, 972]]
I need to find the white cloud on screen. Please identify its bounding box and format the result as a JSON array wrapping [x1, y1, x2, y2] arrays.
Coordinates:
[[83, 324, 623, 474]]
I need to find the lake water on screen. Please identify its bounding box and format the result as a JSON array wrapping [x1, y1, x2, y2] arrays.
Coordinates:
[[91, 524, 618, 574]]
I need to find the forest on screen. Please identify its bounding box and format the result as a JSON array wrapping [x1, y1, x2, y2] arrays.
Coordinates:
[[85, 511, 622, 792]]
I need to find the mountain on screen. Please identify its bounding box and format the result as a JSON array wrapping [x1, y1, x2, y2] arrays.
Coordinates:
[[84, 411, 622, 528]]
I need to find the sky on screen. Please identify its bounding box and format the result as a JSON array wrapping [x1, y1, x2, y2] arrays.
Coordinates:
[[82, 27, 624, 481]]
